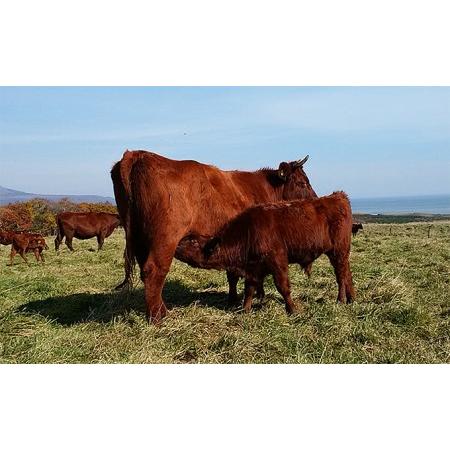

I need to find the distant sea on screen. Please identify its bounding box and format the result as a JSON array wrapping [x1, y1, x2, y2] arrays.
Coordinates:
[[351, 194, 450, 215]]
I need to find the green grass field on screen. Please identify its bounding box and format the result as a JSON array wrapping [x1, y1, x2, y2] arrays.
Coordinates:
[[0, 222, 449, 364]]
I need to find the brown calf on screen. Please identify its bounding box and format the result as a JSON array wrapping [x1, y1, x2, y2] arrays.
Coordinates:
[[176, 192, 355, 314], [0, 230, 49, 265]]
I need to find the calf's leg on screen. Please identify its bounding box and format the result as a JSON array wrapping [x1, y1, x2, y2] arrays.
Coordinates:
[[226, 271, 241, 307], [345, 265, 355, 303], [328, 252, 352, 304], [9, 248, 17, 266], [243, 280, 257, 313], [18, 249, 29, 265], [256, 279, 266, 300], [304, 263, 313, 278], [271, 264, 298, 315]]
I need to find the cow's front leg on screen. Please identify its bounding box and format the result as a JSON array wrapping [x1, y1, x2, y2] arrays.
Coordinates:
[[97, 233, 105, 251]]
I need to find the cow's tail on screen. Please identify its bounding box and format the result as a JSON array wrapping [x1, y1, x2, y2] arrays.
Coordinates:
[[111, 150, 144, 290]]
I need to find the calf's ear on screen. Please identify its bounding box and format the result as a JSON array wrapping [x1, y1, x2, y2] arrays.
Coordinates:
[[204, 237, 221, 257]]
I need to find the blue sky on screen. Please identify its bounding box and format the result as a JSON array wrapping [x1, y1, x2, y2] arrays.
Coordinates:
[[0, 87, 449, 198]]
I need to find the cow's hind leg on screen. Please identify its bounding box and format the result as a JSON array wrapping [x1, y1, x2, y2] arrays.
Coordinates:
[[226, 271, 241, 307], [55, 228, 64, 251], [65, 233, 75, 252], [141, 243, 179, 324]]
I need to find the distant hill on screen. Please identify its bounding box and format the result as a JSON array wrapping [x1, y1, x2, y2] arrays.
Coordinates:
[[0, 185, 115, 206]]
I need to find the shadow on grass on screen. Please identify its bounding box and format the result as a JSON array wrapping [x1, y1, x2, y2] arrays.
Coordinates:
[[18, 280, 231, 326]]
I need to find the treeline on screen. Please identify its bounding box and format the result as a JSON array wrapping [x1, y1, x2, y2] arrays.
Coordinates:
[[353, 213, 450, 224], [0, 198, 117, 235]]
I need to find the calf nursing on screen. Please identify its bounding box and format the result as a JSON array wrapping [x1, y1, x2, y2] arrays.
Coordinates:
[[112, 150, 317, 323], [176, 192, 355, 314]]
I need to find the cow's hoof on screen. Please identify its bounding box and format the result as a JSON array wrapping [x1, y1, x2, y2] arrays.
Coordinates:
[[147, 305, 168, 325], [286, 303, 303, 315]]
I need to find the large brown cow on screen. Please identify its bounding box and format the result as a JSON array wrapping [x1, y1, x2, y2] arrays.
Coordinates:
[[55, 212, 121, 251], [111, 150, 318, 323], [0, 230, 49, 265], [176, 192, 355, 314]]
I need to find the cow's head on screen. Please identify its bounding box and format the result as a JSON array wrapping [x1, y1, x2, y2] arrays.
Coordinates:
[[276, 155, 317, 200]]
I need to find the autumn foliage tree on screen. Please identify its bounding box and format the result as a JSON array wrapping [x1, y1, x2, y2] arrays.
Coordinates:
[[0, 198, 117, 235]]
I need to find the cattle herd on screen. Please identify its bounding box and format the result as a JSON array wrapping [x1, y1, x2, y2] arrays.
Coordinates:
[[0, 212, 121, 263], [1, 150, 365, 325]]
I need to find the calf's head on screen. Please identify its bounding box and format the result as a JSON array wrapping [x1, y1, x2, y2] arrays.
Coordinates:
[[277, 155, 317, 201], [0, 230, 13, 245], [176, 234, 222, 269]]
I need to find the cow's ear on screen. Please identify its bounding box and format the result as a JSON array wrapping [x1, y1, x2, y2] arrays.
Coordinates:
[[277, 162, 290, 182]]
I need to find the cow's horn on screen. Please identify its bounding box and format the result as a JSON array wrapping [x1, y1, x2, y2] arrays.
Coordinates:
[[294, 155, 309, 168]]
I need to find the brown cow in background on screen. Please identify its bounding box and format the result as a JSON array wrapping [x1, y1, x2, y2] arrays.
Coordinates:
[[111, 150, 318, 323], [176, 192, 355, 314], [55, 212, 121, 251], [352, 223, 363, 236]]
